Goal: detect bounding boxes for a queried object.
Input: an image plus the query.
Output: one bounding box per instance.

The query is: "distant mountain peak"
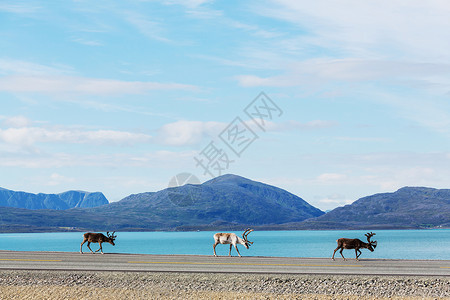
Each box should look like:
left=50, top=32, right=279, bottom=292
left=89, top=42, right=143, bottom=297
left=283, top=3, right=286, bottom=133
left=204, top=174, right=251, bottom=184
left=396, top=186, right=439, bottom=193
left=0, top=188, right=109, bottom=210
left=109, top=173, right=325, bottom=230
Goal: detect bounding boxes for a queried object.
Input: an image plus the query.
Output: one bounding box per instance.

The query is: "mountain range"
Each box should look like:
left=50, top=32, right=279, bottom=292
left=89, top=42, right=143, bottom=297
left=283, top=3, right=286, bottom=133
left=0, top=175, right=448, bottom=232
left=298, top=186, right=450, bottom=229
left=0, top=188, right=108, bottom=210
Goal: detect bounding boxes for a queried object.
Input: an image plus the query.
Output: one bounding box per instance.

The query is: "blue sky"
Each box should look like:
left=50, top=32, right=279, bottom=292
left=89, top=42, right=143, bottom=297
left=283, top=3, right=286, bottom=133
left=1, top=0, right=449, bottom=210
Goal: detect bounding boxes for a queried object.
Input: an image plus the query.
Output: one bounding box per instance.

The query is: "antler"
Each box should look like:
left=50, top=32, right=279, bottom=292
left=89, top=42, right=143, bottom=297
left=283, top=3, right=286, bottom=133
left=365, top=232, right=377, bottom=247
left=365, top=232, right=375, bottom=240
left=107, top=231, right=117, bottom=240
left=242, top=228, right=254, bottom=245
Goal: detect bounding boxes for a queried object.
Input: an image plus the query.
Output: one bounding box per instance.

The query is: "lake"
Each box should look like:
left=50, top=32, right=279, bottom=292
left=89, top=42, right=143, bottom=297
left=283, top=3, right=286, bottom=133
left=0, top=230, right=448, bottom=260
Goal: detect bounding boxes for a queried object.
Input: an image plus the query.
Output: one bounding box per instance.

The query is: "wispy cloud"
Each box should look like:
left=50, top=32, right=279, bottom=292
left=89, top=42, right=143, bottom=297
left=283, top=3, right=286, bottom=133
left=263, top=120, right=338, bottom=131
left=0, top=115, right=32, bottom=128
left=335, top=136, right=390, bottom=143
left=235, top=57, right=450, bottom=137
left=153, top=119, right=338, bottom=147
left=0, top=149, right=196, bottom=169
left=71, top=37, right=103, bottom=46
left=316, top=173, right=348, bottom=182
left=0, top=121, right=152, bottom=148
left=0, top=3, right=41, bottom=14
left=0, top=75, right=198, bottom=95
left=0, top=58, right=70, bottom=76
left=0, top=59, right=199, bottom=95
left=122, top=11, right=172, bottom=43
left=162, top=0, right=213, bottom=8
left=236, top=59, right=450, bottom=88
left=258, top=1, right=450, bottom=61
left=46, top=173, right=75, bottom=186
left=155, top=120, right=225, bottom=146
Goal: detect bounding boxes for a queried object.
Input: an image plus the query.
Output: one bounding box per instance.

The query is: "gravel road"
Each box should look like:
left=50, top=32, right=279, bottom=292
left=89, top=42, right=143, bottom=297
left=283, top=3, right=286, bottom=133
left=0, top=270, right=449, bottom=299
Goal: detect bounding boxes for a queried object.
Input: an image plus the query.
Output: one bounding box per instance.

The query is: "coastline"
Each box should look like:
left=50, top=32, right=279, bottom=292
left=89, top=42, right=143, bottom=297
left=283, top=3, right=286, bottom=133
left=1, top=270, right=449, bottom=299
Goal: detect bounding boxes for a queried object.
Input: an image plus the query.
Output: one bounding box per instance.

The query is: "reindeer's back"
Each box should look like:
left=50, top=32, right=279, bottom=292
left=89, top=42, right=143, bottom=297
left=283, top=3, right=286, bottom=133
left=338, top=238, right=364, bottom=248
left=214, top=233, right=235, bottom=243
left=83, top=232, right=105, bottom=242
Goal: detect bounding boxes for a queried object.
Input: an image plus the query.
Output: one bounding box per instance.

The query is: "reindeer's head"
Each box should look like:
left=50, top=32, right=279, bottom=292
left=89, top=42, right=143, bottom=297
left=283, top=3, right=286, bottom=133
left=365, top=232, right=377, bottom=252
left=242, top=228, right=254, bottom=249
left=106, top=231, right=117, bottom=246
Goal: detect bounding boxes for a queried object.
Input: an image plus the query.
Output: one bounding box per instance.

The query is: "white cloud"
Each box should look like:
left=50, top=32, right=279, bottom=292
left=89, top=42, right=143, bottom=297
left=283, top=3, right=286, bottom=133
left=0, top=58, right=69, bottom=76
left=0, top=75, right=198, bottom=95
left=162, top=0, right=212, bottom=8
left=260, top=1, right=450, bottom=61
left=47, top=173, right=75, bottom=186
left=317, top=195, right=353, bottom=208
left=316, top=173, right=347, bottom=182
left=71, top=37, right=103, bottom=46
left=0, top=126, right=151, bottom=147
left=156, top=120, right=225, bottom=146
left=236, top=59, right=450, bottom=88
left=236, top=58, right=450, bottom=137
left=0, top=3, right=40, bottom=14
left=154, top=119, right=337, bottom=147
left=0, top=149, right=196, bottom=169
left=122, top=11, right=172, bottom=43
left=162, top=0, right=221, bottom=19
left=0, top=59, right=199, bottom=96
left=1, top=115, right=32, bottom=128
left=233, top=2, right=450, bottom=139
left=266, top=120, right=338, bottom=131
left=335, top=136, right=390, bottom=143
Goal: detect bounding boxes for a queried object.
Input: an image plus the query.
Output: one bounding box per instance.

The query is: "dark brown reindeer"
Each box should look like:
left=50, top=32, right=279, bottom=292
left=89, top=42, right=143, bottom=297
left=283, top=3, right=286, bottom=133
left=80, top=231, right=117, bottom=254
left=332, top=232, right=377, bottom=261
left=213, top=228, right=254, bottom=257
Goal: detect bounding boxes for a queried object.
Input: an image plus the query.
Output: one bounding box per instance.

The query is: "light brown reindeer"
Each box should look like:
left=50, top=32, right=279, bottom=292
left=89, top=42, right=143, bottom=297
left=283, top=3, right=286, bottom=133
left=213, top=228, right=254, bottom=257
left=332, top=232, right=377, bottom=261
left=80, top=231, right=117, bottom=254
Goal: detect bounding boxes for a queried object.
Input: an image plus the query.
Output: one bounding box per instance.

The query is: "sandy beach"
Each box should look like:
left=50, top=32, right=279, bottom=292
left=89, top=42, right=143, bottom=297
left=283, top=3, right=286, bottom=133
left=0, top=270, right=449, bottom=299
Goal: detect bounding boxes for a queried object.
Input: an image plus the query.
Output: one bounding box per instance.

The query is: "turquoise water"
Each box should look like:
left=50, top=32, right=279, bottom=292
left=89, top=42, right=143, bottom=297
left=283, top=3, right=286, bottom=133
left=0, top=230, right=448, bottom=260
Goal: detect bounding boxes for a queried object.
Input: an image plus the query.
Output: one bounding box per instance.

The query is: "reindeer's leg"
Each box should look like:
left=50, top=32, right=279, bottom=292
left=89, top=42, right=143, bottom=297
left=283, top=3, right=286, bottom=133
left=234, top=245, right=242, bottom=257
left=80, top=239, right=87, bottom=254
left=95, top=242, right=104, bottom=254
left=87, top=242, right=94, bottom=254
left=332, top=247, right=340, bottom=260
left=339, top=248, right=346, bottom=261
left=356, top=249, right=362, bottom=260
left=213, top=242, right=219, bottom=257
left=229, top=244, right=233, bottom=256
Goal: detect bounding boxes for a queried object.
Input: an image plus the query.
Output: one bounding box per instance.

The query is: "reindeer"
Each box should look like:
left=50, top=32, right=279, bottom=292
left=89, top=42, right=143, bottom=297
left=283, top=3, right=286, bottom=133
left=332, top=232, right=377, bottom=261
left=213, top=228, right=254, bottom=257
left=80, top=231, right=117, bottom=254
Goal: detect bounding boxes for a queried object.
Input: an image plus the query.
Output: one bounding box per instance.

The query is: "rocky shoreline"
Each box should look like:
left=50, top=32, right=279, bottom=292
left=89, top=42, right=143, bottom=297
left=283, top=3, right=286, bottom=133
left=0, top=270, right=449, bottom=299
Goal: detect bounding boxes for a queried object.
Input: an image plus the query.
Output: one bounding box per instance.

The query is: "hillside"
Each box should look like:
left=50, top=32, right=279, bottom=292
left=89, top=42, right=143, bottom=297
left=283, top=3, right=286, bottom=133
left=106, top=174, right=325, bottom=229
left=298, top=187, right=450, bottom=229
left=0, top=174, right=324, bottom=232
left=0, top=188, right=108, bottom=210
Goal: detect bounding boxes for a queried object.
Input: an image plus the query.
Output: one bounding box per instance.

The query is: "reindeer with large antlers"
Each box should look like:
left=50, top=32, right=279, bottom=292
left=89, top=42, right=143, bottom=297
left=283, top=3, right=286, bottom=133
left=332, top=232, right=377, bottom=261
left=80, top=231, right=117, bottom=254
left=213, top=228, right=254, bottom=257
